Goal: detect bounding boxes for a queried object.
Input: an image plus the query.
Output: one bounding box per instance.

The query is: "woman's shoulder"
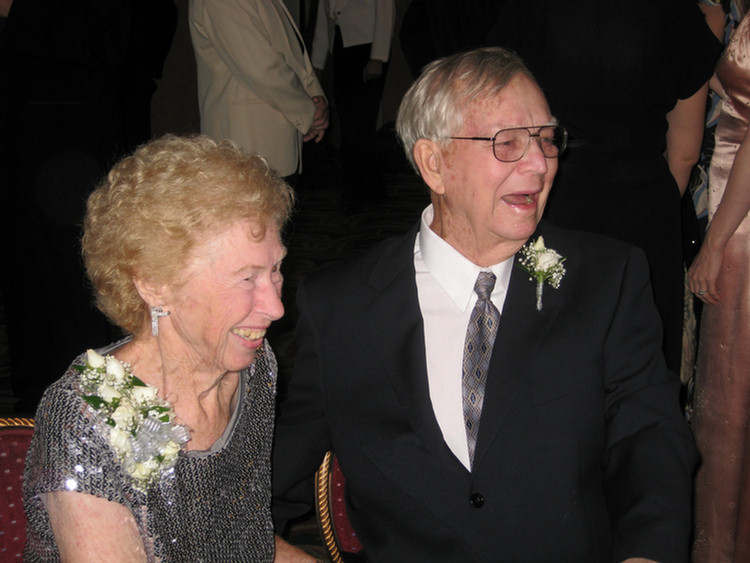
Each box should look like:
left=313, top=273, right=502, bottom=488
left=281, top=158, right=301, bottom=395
left=37, top=339, right=134, bottom=411
left=25, top=346, right=142, bottom=502
left=234, top=340, right=278, bottom=434
left=247, top=339, right=278, bottom=388
left=35, top=355, right=88, bottom=417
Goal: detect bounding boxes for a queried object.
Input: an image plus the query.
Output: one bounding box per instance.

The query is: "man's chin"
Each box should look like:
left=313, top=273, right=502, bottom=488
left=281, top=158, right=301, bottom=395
left=501, top=221, right=542, bottom=246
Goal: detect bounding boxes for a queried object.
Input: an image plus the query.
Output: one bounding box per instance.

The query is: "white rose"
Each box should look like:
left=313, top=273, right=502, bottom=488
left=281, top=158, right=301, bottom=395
left=106, top=356, right=126, bottom=382
left=109, top=427, right=132, bottom=453
left=532, top=236, right=546, bottom=251
left=97, top=384, right=121, bottom=403
left=111, top=401, right=137, bottom=428
left=146, top=458, right=160, bottom=472
left=130, top=462, right=153, bottom=481
left=162, top=440, right=181, bottom=461
left=86, top=349, right=106, bottom=368
left=536, top=249, right=561, bottom=271
left=131, top=385, right=159, bottom=404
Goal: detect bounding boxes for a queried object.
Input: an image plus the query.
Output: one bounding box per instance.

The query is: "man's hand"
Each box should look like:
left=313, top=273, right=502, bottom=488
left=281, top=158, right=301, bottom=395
left=622, top=558, right=659, bottom=563
left=363, top=59, right=383, bottom=81
left=303, top=96, right=329, bottom=143
left=274, top=536, right=319, bottom=562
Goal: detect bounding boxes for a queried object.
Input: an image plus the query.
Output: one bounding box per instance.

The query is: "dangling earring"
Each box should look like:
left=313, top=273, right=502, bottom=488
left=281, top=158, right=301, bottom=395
left=150, top=306, right=170, bottom=337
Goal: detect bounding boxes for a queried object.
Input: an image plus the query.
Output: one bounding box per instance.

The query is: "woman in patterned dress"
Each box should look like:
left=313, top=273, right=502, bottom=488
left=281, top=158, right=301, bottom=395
left=23, top=135, right=294, bottom=562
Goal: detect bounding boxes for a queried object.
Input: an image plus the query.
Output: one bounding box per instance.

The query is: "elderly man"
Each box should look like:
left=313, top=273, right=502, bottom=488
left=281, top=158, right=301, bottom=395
left=273, top=48, right=695, bottom=563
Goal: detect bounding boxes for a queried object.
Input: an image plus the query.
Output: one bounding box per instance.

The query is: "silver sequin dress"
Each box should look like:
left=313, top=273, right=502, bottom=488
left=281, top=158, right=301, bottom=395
left=23, top=340, right=278, bottom=562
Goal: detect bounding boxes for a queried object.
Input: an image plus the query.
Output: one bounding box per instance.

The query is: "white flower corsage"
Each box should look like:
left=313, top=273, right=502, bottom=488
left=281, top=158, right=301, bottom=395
left=518, top=236, right=566, bottom=311
left=75, top=349, right=190, bottom=489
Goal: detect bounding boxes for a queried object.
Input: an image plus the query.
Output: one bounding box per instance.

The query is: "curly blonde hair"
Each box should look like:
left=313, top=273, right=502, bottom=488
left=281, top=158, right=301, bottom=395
left=82, top=135, right=295, bottom=335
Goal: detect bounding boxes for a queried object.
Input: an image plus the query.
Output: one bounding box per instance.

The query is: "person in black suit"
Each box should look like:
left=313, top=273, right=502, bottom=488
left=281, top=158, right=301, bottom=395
left=272, top=48, right=696, bottom=563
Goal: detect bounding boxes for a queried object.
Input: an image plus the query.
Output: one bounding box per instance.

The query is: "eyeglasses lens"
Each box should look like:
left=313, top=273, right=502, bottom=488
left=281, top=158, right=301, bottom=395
left=493, top=126, right=566, bottom=162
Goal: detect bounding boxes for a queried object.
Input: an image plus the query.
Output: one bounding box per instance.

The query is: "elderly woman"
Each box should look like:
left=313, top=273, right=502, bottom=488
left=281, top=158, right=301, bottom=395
left=22, top=135, right=293, bottom=562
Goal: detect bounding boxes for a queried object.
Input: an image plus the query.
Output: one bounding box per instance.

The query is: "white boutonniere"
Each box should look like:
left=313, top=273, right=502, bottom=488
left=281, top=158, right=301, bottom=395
left=518, top=236, right=566, bottom=311
left=75, top=349, right=190, bottom=490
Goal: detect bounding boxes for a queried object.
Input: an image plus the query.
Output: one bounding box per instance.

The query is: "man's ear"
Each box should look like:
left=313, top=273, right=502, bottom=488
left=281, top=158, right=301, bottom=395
left=413, top=139, right=447, bottom=196
left=132, top=276, right=170, bottom=308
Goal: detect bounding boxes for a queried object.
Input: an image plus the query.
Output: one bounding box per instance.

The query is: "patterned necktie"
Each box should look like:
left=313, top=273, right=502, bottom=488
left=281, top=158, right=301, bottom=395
left=462, top=271, right=500, bottom=467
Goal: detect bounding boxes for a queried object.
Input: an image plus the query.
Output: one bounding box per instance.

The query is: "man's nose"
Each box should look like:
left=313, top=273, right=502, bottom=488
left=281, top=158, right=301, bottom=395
left=521, top=135, right=549, bottom=171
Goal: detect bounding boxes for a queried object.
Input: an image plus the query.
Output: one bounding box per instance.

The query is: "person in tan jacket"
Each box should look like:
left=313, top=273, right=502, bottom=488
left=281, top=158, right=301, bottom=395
left=189, top=0, right=328, bottom=181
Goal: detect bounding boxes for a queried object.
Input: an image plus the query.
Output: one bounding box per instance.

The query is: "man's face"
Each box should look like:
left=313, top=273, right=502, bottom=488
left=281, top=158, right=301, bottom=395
left=431, top=74, right=558, bottom=262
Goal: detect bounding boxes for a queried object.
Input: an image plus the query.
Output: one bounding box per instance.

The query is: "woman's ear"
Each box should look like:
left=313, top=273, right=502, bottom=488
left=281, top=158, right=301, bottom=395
left=413, top=139, right=447, bottom=196
left=132, top=277, right=170, bottom=308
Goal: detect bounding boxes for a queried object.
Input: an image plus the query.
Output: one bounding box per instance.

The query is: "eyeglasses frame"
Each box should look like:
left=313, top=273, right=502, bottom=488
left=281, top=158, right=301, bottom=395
left=445, top=125, right=568, bottom=163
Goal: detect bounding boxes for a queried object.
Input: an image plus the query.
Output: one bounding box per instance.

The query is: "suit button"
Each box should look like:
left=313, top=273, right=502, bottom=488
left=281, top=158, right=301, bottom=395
left=469, top=493, right=484, bottom=508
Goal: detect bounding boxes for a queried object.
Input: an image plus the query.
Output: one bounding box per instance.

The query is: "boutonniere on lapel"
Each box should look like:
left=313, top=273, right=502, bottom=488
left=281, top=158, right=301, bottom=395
left=518, top=236, right=566, bottom=311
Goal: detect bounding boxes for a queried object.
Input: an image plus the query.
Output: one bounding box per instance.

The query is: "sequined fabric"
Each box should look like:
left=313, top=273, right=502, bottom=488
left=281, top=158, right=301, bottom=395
left=692, top=12, right=750, bottom=562
left=23, top=341, right=278, bottom=562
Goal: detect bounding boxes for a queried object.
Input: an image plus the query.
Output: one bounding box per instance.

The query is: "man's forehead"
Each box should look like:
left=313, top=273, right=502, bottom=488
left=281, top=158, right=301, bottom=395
left=476, top=76, right=546, bottom=106
left=460, top=88, right=552, bottom=127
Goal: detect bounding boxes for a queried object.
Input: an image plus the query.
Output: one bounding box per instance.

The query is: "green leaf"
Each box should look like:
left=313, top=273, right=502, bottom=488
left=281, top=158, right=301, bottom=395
left=83, top=395, right=106, bottom=409
left=130, top=375, right=147, bottom=387
left=72, top=364, right=86, bottom=374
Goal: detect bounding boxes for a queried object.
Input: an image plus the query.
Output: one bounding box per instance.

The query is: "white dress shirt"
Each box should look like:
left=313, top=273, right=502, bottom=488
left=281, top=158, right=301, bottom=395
left=414, top=205, right=513, bottom=470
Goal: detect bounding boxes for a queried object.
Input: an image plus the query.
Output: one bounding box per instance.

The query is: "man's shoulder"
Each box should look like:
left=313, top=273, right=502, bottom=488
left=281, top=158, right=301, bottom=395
left=303, top=227, right=416, bottom=291
left=537, top=221, right=644, bottom=265
left=533, top=222, right=652, bottom=294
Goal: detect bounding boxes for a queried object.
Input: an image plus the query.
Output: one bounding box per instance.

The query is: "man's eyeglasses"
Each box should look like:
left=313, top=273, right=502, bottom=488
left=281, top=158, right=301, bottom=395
left=446, top=125, right=568, bottom=163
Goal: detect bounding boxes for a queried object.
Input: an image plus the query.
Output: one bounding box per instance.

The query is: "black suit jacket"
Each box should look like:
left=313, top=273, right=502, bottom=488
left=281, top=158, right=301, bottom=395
left=273, top=221, right=696, bottom=563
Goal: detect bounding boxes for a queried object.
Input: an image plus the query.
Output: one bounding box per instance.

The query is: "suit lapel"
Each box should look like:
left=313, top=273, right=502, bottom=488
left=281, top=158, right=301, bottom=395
left=266, top=0, right=308, bottom=63
left=364, top=227, right=468, bottom=473
left=472, top=237, right=563, bottom=470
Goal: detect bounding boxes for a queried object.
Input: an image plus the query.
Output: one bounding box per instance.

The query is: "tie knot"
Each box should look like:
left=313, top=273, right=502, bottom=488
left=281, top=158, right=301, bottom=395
left=474, top=271, right=496, bottom=301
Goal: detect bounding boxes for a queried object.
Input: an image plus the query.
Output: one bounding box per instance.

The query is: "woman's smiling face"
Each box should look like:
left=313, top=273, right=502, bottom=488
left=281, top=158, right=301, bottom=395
left=161, top=220, right=286, bottom=374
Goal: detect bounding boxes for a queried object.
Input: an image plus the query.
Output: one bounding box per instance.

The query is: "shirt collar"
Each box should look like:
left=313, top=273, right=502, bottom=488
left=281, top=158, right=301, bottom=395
left=418, top=205, right=514, bottom=312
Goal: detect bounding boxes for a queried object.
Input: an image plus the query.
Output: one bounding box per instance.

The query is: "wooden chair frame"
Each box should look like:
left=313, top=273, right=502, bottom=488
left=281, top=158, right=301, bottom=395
left=0, top=417, right=35, bottom=428
left=315, top=451, right=343, bottom=563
